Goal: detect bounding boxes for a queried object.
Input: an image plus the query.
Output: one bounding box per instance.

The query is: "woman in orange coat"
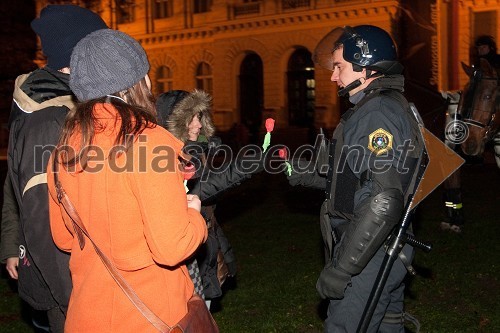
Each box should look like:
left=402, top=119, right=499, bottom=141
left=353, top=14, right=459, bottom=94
left=47, top=29, right=207, bottom=332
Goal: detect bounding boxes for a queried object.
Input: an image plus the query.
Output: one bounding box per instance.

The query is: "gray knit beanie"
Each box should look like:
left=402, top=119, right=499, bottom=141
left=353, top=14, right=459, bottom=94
left=70, top=29, right=150, bottom=102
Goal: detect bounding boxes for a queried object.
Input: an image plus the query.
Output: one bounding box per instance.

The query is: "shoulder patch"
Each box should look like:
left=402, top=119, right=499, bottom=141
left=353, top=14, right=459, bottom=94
left=368, top=128, right=393, bottom=155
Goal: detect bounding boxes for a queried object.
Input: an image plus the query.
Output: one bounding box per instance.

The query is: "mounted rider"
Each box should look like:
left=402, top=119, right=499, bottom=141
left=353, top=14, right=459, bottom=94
left=474, top=35, right=500, bottom=72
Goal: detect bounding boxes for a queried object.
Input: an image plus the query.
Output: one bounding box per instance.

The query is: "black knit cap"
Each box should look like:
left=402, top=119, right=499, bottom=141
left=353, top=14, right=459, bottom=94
left=31, top=4, right=108, bottom=70
left=156, top=90, right=189, bottom=128
left=475, top=35, right=496, bottom=49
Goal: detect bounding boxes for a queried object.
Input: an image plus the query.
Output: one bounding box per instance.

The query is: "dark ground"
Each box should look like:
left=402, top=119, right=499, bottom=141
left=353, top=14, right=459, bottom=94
left=0, top=148, right=499, bottom=332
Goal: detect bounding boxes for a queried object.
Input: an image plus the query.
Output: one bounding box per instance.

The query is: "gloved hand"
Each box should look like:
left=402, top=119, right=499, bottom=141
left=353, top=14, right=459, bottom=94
left=316, top=261, right=351, bottom=299
left=286, top=158, right=313, bottom=186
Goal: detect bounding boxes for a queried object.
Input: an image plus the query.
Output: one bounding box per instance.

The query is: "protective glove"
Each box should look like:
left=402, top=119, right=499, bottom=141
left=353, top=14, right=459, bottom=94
left=316, top=261, right=352, bottom=299
left=286, top=158, right=313, bottom=186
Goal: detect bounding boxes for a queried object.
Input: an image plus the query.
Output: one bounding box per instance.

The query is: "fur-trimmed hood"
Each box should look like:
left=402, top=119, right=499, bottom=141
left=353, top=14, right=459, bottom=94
left=156, top=89, right=215, bottom=143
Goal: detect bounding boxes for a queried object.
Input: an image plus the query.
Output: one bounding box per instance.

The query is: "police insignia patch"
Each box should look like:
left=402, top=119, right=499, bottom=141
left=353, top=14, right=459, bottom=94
left=368, top=128, right=393, bottom=155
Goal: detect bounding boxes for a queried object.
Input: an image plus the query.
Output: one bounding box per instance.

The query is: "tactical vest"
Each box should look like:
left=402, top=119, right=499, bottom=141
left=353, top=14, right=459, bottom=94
left=324, top=89, right=424, bottom=224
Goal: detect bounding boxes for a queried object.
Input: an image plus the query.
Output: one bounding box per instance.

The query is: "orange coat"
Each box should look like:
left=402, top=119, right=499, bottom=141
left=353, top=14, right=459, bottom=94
left=47, top=104, right=207, bottom=332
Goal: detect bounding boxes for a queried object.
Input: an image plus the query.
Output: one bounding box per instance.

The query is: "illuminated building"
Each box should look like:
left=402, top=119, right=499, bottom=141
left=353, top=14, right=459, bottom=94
left=32, top=0, right=500, bottom=135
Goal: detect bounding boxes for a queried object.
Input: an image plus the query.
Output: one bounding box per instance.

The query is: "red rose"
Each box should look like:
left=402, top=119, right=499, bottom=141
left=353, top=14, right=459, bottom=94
left=278, top=148, right=288, bottom=160
left=265, top=118, right=275, bottom=132
left=183, top=163, right=196, bottom=180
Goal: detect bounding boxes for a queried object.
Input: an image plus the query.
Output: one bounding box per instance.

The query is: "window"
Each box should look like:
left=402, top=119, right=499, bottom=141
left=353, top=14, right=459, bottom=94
left=155, top=66, right=173, bottom=96
left=194, top=0, right=212, bottom=13
left=287, top=48, right=315, bottom=127
left=195, top=62, right=213, bottom=95
left=154, top=0, right=173, bottom=19
left=282, top=0, right=310, bottom=10
left=117, top=0, right=135, bottom=24
left=239, top=53, right=263, bottom=137
left=234, top=0, right=260, bottom=17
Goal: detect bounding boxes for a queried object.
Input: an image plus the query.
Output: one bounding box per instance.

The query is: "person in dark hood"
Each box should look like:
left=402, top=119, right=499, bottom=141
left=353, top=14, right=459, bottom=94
left=474, top=35, right=500, bottom=70
left=2, top=5, right=108, bottom=332
left=156, top=89, right=262, bottom=309
left=287, top=25, right=425, bottom=332
left=158, top=89, right=216, bottom=143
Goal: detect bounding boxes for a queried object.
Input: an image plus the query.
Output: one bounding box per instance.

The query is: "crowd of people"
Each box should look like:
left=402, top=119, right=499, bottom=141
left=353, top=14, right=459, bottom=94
left=2, top=4, right=493, bottom=333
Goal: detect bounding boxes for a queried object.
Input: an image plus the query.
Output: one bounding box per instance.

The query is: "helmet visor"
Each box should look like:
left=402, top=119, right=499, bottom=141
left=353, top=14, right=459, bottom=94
left=313, top=26, right=355, bottom=71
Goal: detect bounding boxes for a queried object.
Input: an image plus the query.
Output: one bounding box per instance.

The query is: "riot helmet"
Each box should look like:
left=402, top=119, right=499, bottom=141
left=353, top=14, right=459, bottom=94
left=313, top=25, right=403, bottom=75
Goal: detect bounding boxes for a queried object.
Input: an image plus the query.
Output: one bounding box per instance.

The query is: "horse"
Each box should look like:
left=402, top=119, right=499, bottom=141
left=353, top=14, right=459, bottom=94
left=438, top=58, right=500, bottom=233
left=458, top=58, right=500, bottom=167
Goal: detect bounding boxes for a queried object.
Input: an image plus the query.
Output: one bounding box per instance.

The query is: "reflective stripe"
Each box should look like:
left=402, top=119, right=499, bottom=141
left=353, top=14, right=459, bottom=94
left=22, top=173, right=47, bottom=197
left=382, top=312, right=404, bottom=324
left=445, top=201, right=463, bottom=209
left=383, top=312, right=421, bottom=333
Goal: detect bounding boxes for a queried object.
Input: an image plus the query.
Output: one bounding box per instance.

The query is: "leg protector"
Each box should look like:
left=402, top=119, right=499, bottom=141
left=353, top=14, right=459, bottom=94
left=444, top=188, right=464, bottom=227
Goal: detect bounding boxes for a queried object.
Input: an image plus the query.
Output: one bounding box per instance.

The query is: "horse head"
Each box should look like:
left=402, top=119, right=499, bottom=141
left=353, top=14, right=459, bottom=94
left=459, top=58, right=500, bottom=156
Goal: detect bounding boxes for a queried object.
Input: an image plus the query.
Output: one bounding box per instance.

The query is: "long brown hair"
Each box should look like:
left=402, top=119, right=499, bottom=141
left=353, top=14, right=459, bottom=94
left=57, top=77, right=157, bottom=168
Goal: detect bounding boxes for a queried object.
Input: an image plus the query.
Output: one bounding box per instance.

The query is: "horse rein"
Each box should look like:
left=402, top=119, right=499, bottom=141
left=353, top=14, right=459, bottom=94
left=462, top=69, right=499, bottom=134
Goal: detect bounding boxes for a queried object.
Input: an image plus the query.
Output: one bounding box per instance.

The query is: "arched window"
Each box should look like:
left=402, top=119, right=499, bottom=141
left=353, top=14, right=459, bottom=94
left=195, top=62, right=213, bottom=95
left=239, top=53, right=263, bottom=143
left=155, top=65, right=173, bottom=96
left=287, top=48, right=315, bottom=127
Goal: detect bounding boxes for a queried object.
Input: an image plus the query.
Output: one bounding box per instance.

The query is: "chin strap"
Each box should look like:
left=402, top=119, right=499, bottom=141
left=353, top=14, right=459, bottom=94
left=337, top=78, right=364, bottom=97
left=338, top=72, right=384, bottom=97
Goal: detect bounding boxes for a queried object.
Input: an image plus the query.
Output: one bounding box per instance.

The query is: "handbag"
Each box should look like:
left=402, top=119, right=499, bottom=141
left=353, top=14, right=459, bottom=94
left=204, top=207, right=230, bottom=287
left=216, top=249, right=229, bottom=286
left=53, top=166, right=219, bottom=333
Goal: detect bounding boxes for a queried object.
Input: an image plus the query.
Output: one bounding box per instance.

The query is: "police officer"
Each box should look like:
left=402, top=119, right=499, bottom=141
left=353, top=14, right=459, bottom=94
left=288, top=25, right=424, bottom=332
left=474, top=35, right=500, bottom=69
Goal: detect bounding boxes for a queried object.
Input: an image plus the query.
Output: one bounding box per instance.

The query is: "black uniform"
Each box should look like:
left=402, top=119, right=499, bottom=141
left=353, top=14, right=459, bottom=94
left=289, top=74, right=424, bottom=332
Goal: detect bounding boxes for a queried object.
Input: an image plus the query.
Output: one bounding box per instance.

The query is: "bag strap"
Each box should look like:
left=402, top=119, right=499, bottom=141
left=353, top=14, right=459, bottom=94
left=52, top=156, right=171, bottom=333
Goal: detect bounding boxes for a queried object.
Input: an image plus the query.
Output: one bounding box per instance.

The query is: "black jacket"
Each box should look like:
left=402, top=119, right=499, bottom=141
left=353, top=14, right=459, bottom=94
left=185, top=139, right=254, bottom=204
left=184, top=140, right=240, bottom=299
left=290, top=75, right=422, bottom=208
left=7, top=67, right=72, bottom=311
left=0, top=176, right=19, bottom=263
left=158, top=89, right=245, bottom=299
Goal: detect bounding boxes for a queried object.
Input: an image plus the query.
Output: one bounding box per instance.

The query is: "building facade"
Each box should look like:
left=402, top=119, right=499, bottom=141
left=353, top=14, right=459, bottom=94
left=31, top=0, right=500, bottom=137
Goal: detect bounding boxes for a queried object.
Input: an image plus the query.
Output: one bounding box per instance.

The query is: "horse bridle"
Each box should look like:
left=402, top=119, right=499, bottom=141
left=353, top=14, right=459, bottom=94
left=461, top=69, right=499, bottom=135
